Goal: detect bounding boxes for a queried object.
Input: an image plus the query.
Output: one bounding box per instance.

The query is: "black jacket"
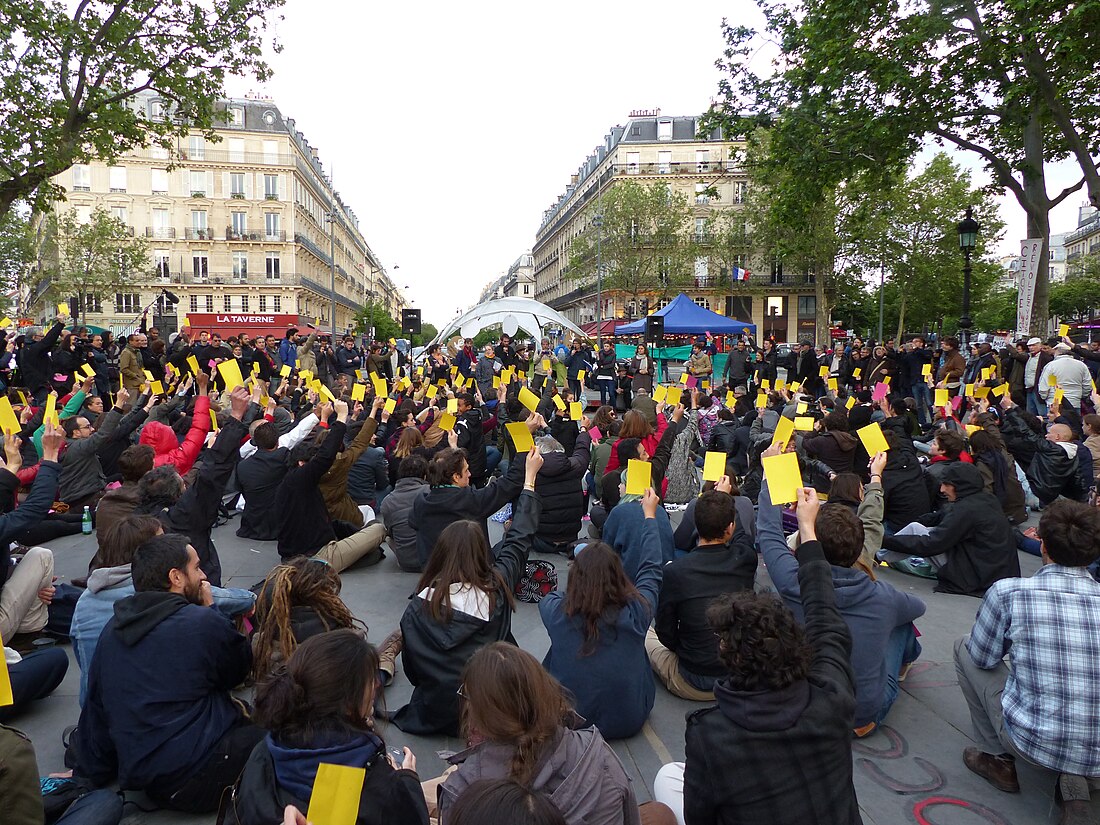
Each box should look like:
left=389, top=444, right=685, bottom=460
left=683, top=540, right=860, bottom=825
left=0, top=461, right=61, bottom=589
left=394, top=491, right=538, bottom=736
left=454, top=407, right=487, bottom=480
left=236, top=447, right=290, bottom=540
left=76, top=592, right=251, bottom=791
left=655, top=535, right=757, bottom=678
left=1001, top=407, right=1087, bottom=505
left=19, top=321, right=64, bottom=392
left=880, top=440, right=931, bottom=530
left=881, top=462, right=1021, bottom=596
left=275, top=420, right=345, bottom=558
left=96, top=404, right=150, bottom=478
left=348, top=447, right=388, bottom=505
left=534, top=431, right=592, bottom=544
left=801, top=430, right=859, bottom=474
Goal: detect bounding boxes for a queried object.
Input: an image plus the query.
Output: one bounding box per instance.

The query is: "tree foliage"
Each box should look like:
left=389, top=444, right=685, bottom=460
left=567, top=181, right=699, bottom=304
left=0, top=210, right=33, bottom=302
left=352, top=299, right=400, bottom=342
left=0, top=0, right=285, bottom=218
left=1049, top=262, right=1100, bottom=320
left=47, top=208, right=153, bottom=326
left=701, top=0, right=1100, bottom=334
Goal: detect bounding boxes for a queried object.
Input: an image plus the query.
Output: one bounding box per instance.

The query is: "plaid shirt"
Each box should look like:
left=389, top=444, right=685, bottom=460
left=968, top=564, right=1100, bottom=775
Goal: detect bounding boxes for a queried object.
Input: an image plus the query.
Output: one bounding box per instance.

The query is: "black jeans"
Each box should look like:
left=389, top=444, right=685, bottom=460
left=147, top=720, right=265, bottom=814
left=0, top=648, right=69, bottom=722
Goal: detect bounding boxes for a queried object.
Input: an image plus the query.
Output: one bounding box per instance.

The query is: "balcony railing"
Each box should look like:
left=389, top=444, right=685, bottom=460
left=162, top=148, right=294, bottom=166
left=226, top=228, right=286, bottom=242
left=184, top=228, right=216, bottom=240
left=1065, top=217, right=1100, bottom=246
left=615, top=160, right=743, bottom=177
left=145, top=227, right=176, bottom=239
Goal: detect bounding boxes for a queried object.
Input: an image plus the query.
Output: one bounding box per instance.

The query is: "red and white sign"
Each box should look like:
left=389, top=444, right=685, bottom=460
left=182, top=313, right=306, bottom=337
left=1016, top=238, right=1043, bottom=336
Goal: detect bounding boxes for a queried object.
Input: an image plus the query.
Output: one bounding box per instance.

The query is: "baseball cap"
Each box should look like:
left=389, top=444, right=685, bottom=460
left=1026, top=337, right=1042, bottom=346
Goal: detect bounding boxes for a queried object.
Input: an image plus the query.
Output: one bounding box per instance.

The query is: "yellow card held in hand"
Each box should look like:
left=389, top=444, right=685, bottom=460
left=351, top=383, right=365, bottom=401
left=652, top=385, right=667, bottom=404
left=934, top=388, right=949, bottom=408
left=772, top=416, right=795, bottom=449
left=318, top=384, right=336, bottom=403
left=853, top=368, right=862, bottom=379
left=80, top=363, right=95, bottom=378
left=991, top=383, right=1009, bottom=397
left=373, top=377, right=388, bottom=398
left=426, top=384, right=438, bottom=399
left=981, top=367, right=991, bottom=381
left=570, top=401, right=583, bottom=420
left=506, top=421, right=534, bottom=453
left=975, top=386, right=990, bottom=398
left=789, top=381, right=801, bottom=393
left=756, top=392, right=768, bottom=409
left=577, top=369, right=586, bottom=383
left=794, top=416, right=815, bottom=431
left=856, top=422, right=890, bottom=454
left=44, top=394, right=58, bottom=426
left=57, top=302, right=69, bottom=316
left=0, top=631, right=13, bottom=706
left=703, top=451, right=726, bottom=482
left=552, top=394, right=566, bottom=411
left=1059, top=323, right=1070, bottom=338
left=965, top=383, right=975, bottom=398
left=922, top=363, right=932, bottom=377
left=796, top=401, right=808, bottom=414
left=186, top=355, right=201, bottom=375
left=542, top=359, right=551, bottom=372
left=762, top=452, right=803, bottom=504
left=308, top=762, right=365, bottom=825
left=518, top=386, right=540, bottom=413
left=447, top=398, right=458, bottom=414
left=217, top=359, right=245, bottom=390
left=149, top=380, right=164, bottom=396
left=210, top=410, right=219, bottom=431
left=0, top=317, right=11, bottom=329
left=143, top=369, right=154, bottom=382
left=845, top=395, right=856, bottom=410
left=626, top=459, right=650, bottom=495
left=492, top=376, right=501, bottom=389
left=0, top=398, right=20, bottom=436
left=827, top=377, right=838, bottom=391
left=1054, top=388, right=1065, bottom=405
left=819, top=365, right=830, bottom=378
left=383, top=398, right=397, bottom=414
left=761, top=379, right=770, bottom=390
left=438, top=412, right=456, bottom=431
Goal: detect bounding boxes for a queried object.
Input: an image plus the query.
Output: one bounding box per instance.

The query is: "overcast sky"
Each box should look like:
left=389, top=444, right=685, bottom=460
left=227, top=0, right=1088, bottom=327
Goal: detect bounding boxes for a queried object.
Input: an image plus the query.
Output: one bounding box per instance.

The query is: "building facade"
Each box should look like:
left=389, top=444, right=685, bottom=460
left=503, top=252, right=534, bottom=298
left=1065, top=205, right=1100, bottom=276
left=40, top=93, right=403, bottom=337
left=531, top=111, right=820, bottom=342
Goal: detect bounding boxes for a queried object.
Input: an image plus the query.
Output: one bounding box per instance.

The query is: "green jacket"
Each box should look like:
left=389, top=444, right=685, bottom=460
left=0, top=724, right=44, bottom=825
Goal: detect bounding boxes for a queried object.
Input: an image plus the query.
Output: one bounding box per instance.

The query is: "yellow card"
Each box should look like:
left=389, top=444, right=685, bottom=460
left=975, top=386, right=990, bottom=398
left=217, top=359, right=245, bottom=390
left=500, top=369, right=513, bottom=385
left=819, top=365, right=829, bottom=378
left=965, top=383, right=975, bottom=397
left=756, top=392, right=767, bottom=409
left=505, top=421, right=534, bottom=453
left=772, top=415, right=795, bottom=448
left=300, top=370, right=313, bottom=383
left=0, top=317, right=10, bottom=329
left=626, top=459, right=650, bottom=495
left=0, top=631, right=13, bottom=706
left=762, top=452, right=803, bottom=504
left=149, top=380, right=164, bottom=396
left=318, top=384, right=336, bottom=403
left=703, top=451, right=726, bottom=482
left=251, top=361, right=260, bottom=375
left=794, top=416, right=815, bottom=431
left=789, top=382, right=802, bottom=395
left=922, top=363, right=932, bottom=377
left=518, top=386, right=540, bottom=413
left=1054, top=388, right=1064, bottom=405
left=277, top=364, right=291, bottom=378
left=827, top=377, right=838, bottom=391
left=725, top=391, right=735, bottom=408
left=570, top=401, right=583, bottom=420
left=389, top=337, right=397, bottom=347
left=260, top=396, right=270, bottom=407
left=680, top=371, right=690, bottom=386
left=761, top=379, right=771, bottom=390
left=0, top=398, right=21, bottom=436
left=856, top=422, right=890, bottom=454
left=210, top=409, right=219, bottom=431
left=308, top=762, right=366, bottom=825
left=1047, top=373, right=1059, bottom=387
left=934, top=388, right=949, bottom=408
left=1059, top=324, right=1070, bottom=338
left=143, top=369, right=154, bottom=382
left=701, top=380, right=710, bottom=390
left=57, top=302, right=69, bottom=316
left=577, top=369, right=586, bottom=383
left=44, top=394, right=59, bottom=426
left=991, top=383, right=1009, bottom=397
left=426, top=384, right=438, bottom=399
left=383, top=398, right=397, bottom=414
left=775, top=379, right=786, bottom=391
left=965, top=424, right=982, bottom=436
left=845, top=396, right=856, bottom=410
left=373, top=376, right=388, bottom=398
left=438, top=412, right=456, bottom=431
left=652, top=385, right=667, bottom=404
left=853, top=368, right=862, bottom=379
left=186, top=355, right=202, bottom=376
left=492, top=376, right=500, bottom=389
left=466, top=377, right=475, bottom=389
left=542, top=359, right=551, bottom=372
left=796, top=401, right=808, bottom=414
left=351, top=383, right=365, bottom=401
left=437, top=378, right=448, bottom=387
left=552, top=394, right=566, bottom=411
left=447, top=398, right=458, bottom=413
left=981, top=367, right=991, bottom=381
left=78, top=363, right=95, bottom=379
left=450, top=366, right=458, bottom=377
left=18, top=390, right=29, bottom=406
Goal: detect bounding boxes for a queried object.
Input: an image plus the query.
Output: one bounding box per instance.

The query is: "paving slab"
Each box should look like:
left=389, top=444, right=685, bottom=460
left=12, top=508, right=1096, bottom=824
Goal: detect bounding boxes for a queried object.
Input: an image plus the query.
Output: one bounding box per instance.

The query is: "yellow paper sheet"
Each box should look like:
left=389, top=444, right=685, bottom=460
left=725, top=391, right=735, bottom=408
left=351, top=383, right=365, bottom=401
left=185, top=355, right=200, bottom=376
left=922, top=363, right=932, bottom=377
left=210, top=410, right=219, bottom=431
left=762, top=452, right=803, bottom=505
left=505, top=421, right=535, bottom=453
left=964, top=383, right=975, bottom=397
left=217, top=359, right=245, bottom=390
left=756, top=392, right=767, bottom=409
left=981, top=367, right=991, bottom=381
left=373, top=377, right=388, bottom=398
left=974, top=386, right=990, bottom=398
left=794, top=416, right=815, bottom=431
left=57, top=302, right=69, bottom=316
left=251, top=361, right=260, bottom=375
left=0, top=631, right=13, bottom=706
left=819, top=365, right=829, bottom=378
left=1054, top=388, right=1064, bottom=405
left=492, top=376, right=501, bottom=389
left=1059, top=323, right=1070, bottom=338
left=856, top=422, right=890, bottom=454
left=853, top=368, right=862, bottom=379
left=570, top=401, right=583, bottom=420
left=426, top=385, right=438, bottom=399
left=775, top=379, right=786, bottom=391
left=447, top=398, right=458, bottom=414
left=761, top=379, right=770, bottom=390
left=308, top=762, right=366, bottom=825
left=149, top=380, right=164, bottom=396
left=318, top=384, right=336, bottom=403
left=991, top=383, right=1009, bottom=397
left=827, top=377, right=838, bottom=391
left=0, top=398, right=21, bottom=436
left=652, top=385, right=667, bottom=404
left=438, top=412, right=456, bottom=431
left=577, top=369, right=586, bottom=384
left=383, top=398, right=397, bottom=414
left=934, top=389, right=949, bottom=408
left=965, top=424, right=982, bottom=436
left=680, top=372, right=690, bottom=386
left=772, top=415, right=795, bottom=448
left=44, top=394, right=58, bottom=426
left=796, top=401, right=808, bottom=414
left=542, top=359, right=551, bottom=372
left=0, top=317, right=11, bottom=329
left=626, top=459, right=650, bottom=495
left=79, top=363, right=95, bottom=378
left=143, top=369, right=154, bottom=382
left=552, top=394, right=566, bottom=411
left=518, top=386, right=540, bottom=413
left=703, top=451, right=726, bottom=482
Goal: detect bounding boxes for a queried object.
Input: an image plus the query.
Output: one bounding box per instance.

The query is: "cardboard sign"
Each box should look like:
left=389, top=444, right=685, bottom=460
left=505, top=421, right=534, bottom=453
left=856, top=422, right=890, bottom=454
left=762, top=452, right=803, bottom=505
left=308, top=762, right=366, bottom=825
left=702, top=451, right=726, bottom=482
left=626, top=459, right=650, bottom=495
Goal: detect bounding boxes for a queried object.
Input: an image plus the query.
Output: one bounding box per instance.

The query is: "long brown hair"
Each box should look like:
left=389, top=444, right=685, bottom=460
left=89, top=514, right=163, bottom=572
left=252, top=557, right=362, bottom=678
left=461, top=643, right=572, bottom=784
left=394, top=426, right=424, bottom=459
left=563, top=542, right=644, bottom=655
left=415, top=520, right=514, bottom=622
left=618, top=409, right=651, bottom=439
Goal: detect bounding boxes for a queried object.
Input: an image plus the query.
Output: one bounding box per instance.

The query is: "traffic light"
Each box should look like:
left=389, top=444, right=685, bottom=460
left=641, top=298, right=650, bottom=315
left=401, top=308, right=421, bottom=335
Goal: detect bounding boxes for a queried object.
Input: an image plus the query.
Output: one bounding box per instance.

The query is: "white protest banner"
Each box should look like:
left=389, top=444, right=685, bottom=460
left=1016, top=238, right=1043, bottom=336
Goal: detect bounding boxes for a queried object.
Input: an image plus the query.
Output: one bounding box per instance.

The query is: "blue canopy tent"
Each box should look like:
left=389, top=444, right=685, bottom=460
left=617, top=292, right=756, bottom=336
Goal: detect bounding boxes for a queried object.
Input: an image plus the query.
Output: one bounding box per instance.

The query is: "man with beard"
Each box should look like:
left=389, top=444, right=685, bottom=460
left=74, top=533, right=259, bottom=813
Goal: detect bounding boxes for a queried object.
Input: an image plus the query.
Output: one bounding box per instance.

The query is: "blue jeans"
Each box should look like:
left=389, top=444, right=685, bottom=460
left=598, top=377, right=614, bottom=406
left=877, top=623, right=922, bottom=724
left=211, top=586, right=256, bottom=617
left=56, top=789, right=123, bottom=825
left=911, top=383, right=931, bottom=426
left=1027, top=390, right=1047, bottom=417
left=485, top=445, right=502, bottom=476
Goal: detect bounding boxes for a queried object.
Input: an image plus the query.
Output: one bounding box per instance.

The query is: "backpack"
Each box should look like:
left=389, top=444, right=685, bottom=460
left=664, top=415, right=702, bottom=505
left=514, top=560, right=558, bottom=603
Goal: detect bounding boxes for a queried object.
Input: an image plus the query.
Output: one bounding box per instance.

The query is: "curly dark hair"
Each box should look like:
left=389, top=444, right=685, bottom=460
left=707, top=591, right=812, bottom=691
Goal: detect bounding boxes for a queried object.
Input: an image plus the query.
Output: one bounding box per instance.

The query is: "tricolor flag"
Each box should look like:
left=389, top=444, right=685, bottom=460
left=731, top=266, right=751, bottom=282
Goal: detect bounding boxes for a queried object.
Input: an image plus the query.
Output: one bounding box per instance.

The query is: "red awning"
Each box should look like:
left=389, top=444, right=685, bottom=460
left=580, top=319, right=626, bottom=336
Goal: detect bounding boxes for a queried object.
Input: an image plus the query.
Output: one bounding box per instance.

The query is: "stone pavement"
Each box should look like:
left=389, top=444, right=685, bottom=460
left=15, top=509, right=1096, bottom=825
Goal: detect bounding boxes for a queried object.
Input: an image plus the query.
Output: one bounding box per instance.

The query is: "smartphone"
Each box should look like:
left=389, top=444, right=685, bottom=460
left=389, top=747, right=405, bottom=765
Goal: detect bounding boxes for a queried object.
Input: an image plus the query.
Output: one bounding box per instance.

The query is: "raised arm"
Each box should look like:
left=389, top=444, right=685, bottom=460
left=492, top=449, right=543, bottom=587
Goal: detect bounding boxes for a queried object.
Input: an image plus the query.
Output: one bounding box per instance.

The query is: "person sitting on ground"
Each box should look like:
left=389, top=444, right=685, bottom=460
left=320, top=396, right=385, bottom=528
left=93, top=444, right=154, bottom=540
left=969, top=428, right=1028, bottom=524
left=529, top=427, right=592, bottom=555
left=539, top=487, right=662, bottom=740
left=647, top=484, right=757, bottom=703
left=387, top=448, right=543, bottom=737
left=879, top=462, right=1021, bottom=595
left=380, top=455, right=430, bottom=573
left=56, top=387, right=126, bottom=511
left=448, top=779, right=567, bottom=825
left=923, top=428, right=972, bottom=508
left=759, top=447, right=925, bottom=737
left=275, top=400, right=386, bottom=572
left=75, top=533, right=262, bottom=813
left=801, top=410, right=859, bottom=475
left=137, top=371, right=211, bottom=473
left=236, top=416, right=311, bottom=542
left=232, top=629, right=429, bottom=825
left=673, top=476, right=756, bottom=551
left=652, top=486, right=861, bottom=825
left=435, top=643, right=642, bottom=825
left=999, top=393, right=1088, bottom=505
left=954, top=500, right=1100, bottom=825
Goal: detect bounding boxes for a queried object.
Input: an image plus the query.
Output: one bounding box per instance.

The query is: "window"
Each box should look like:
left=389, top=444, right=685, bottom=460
left=657, top=151, right=672, bottom=174
left=71, top=294, right=102, bottom=314
left=657, top=119, right=673, bottom=141
left=189, top=171, right=206, bottom=197
left=273, top=296, right=281, bottom=312
left=264, top=212, right=280, bottom=238
left=150, top=144, right=169, bottom=160
left=265, top=253, right=280, bottom=280
left=626, top=152, right=640, bottom=175
left=229, top=106, right=244, bottom=126
left=224, top=295, right=233, bottom=312
left=148, top=99, right=165, bottom=120
left=258, top=295, right=268, bottom=312
left=695, top=184, right=709, bottom=205
left=190, top=295, right=199, bottom=312
left=155, top=252, right=170, bottom=281
left=192, top=254, right=209, bottom=282
left=696, top=149, right=709, bottom=171
left=231, top=211, right=247, bottom=235
left=798, top=296, right=817, bottom=317
left=109, top=206, right=128, bottom=225
left=693, top=296, right=710, bottom=310
left=204, top=295, right=214, bottom=312
left=108, top=166, right=127, bottom=192
left=733, top=181, right=746, bottom=204
left=73, top=165, right=91, bottom=191
left=263, top=140, right=279, bottom=163
left=232, top=251, right=248, bottom=280
left=115, top=293, right=140, bottom=313
left=188, top=136, right=205, bottom=160
left=151, top=168, right=168, bottom=194
left=694, top=217, right=707, bottom=239
left=264, top=174, right=279, bottom=199
left=151, top=208, right=169, bottom=235
left=241, top=295, right=249, bottom=311
left=191, top=210, right=207, bottom=231
left=523, top=283, right=530, bottom=295
left=230, top=173, right=246, bottom=197
left=770, top=257, right=784, bottom=285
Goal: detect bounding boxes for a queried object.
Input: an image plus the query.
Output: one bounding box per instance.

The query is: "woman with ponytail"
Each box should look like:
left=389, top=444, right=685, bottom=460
left=231, top=629, right=428, bottom=825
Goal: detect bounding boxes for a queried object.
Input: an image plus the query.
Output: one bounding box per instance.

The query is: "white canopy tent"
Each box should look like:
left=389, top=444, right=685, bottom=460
left=429, top=297, right=587, bottom=348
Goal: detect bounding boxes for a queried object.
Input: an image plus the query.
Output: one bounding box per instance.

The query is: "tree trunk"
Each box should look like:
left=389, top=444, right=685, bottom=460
left=815, top=260, right=830, bottom=346
left=1022, top=103, right=1052, bottom=337
left=895, top=287, right=907, bottom=343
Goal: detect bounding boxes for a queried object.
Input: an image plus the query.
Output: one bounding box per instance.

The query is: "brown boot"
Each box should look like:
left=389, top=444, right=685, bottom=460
left=963, top=747, right=1020, bottom=793
left=377, top=629, right=403, bottom=685
left=1056, top=774, right=1096, bottom=825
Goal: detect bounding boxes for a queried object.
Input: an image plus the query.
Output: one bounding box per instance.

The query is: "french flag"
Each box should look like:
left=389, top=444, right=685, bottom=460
left=731, top=266, right=751, bottom=282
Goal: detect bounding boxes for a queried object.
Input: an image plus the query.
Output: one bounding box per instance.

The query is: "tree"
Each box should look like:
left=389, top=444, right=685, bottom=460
left=0, top=210, right=33, bottom=307
left=0, top=0, right=284, bottom=218
left=411, top=323, right=438, bottom=347
left=1049, top=268, right=1100, bottom=321
left=972, top=287, right=1020, bottom=332
left=703, top=0, right=1100, bottom=334
left=47, top=208, right=153, bottom=327
left=567, top=181, right=698, bottom=307
left=352, top=299, right=399, bottom=342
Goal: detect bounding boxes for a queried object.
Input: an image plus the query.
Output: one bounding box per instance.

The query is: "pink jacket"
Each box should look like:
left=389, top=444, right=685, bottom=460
left=139, top=395, right=211, bottom=474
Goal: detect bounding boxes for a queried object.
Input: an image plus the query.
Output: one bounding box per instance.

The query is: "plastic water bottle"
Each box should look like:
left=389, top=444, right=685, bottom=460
left=81, top=506, right=92, bottom=535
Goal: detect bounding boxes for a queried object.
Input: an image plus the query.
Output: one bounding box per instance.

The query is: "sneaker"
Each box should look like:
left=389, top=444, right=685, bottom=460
left=377, top=629, right=403, bottom=683
left=853, top=722, right=877, bottom=738
left=963, top=747, right=1020, bottom=793
left=898, top=661, right=915, bottom=682
left=886, top=557, right=938, bottom=579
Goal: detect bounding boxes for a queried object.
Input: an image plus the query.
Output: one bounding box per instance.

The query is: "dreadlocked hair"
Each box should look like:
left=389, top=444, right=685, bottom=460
left=251, top=556, right=364, bottom=679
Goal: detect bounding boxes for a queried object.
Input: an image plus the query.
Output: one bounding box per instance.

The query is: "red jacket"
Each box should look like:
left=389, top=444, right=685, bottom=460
left=603, top=413, right=669, bottom=474
left=139, top=395, right=211, bottom=474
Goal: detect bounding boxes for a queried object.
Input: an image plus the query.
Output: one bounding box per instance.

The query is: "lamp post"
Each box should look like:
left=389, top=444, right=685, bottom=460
left=324, top=201, right=338, bottom=340
left=956, top=206, right=980, bottom=349
left=594, top=212, right=604, bottom=349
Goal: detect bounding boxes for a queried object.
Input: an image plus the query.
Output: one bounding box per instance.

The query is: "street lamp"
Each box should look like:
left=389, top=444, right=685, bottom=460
left=956, top=206, right=980, bottom=348
left=324, top=204, right=338, bottom=340
left=593, top=213, right=603, bottom=348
